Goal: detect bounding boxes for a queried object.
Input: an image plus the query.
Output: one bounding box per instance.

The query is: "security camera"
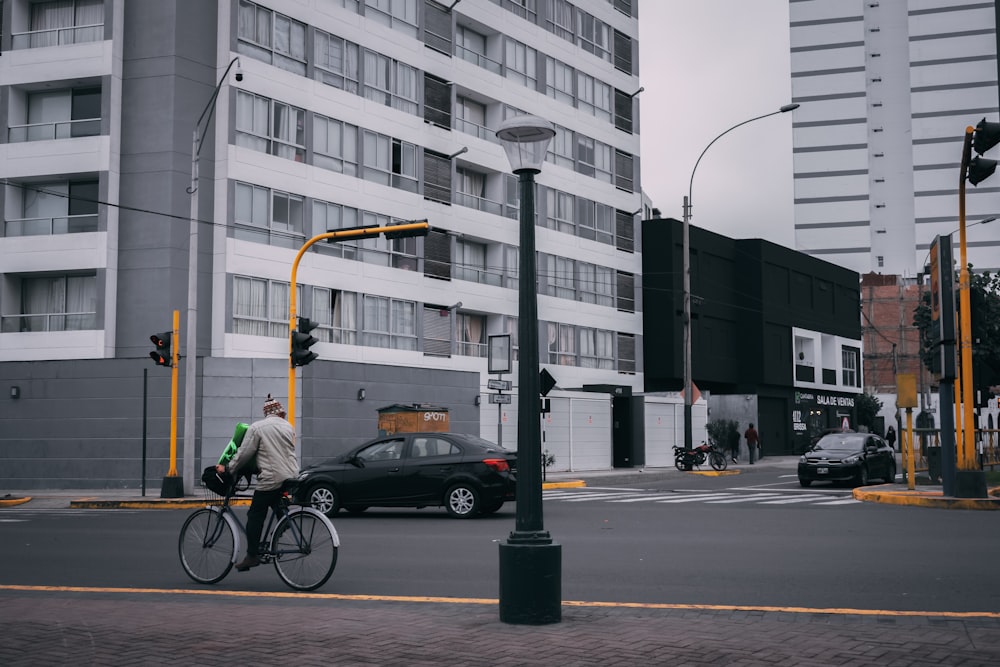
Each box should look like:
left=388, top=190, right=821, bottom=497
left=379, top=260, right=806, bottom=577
left=235, top=67, right=243, bottom=82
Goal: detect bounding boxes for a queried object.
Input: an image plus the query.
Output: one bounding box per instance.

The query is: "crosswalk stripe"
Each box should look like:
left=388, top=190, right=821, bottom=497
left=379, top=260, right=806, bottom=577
left=757, top=496, right=830, bottom=505
left=607, top=495, right=678, bottom=503
left=704, top=493, right=787, bottom=504
left=813, top=498, right=860, bottom=505
left=558, top=492, right=649, bottom=502
left=655, top=494, right=736, bottom=503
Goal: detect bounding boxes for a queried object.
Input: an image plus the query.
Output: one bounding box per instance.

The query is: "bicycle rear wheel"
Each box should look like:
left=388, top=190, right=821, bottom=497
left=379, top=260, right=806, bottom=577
left=271, top=509, right=338, bottom=591
left=178, top=508, right=236, bottom=584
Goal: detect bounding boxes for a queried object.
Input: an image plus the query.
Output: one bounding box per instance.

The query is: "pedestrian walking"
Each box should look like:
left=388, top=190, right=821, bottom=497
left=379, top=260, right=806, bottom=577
left=744, top=423, right=760, bottom=464
left=729, top=429, right=740, bottom=464
left=885, top=425, right=897, bottom=451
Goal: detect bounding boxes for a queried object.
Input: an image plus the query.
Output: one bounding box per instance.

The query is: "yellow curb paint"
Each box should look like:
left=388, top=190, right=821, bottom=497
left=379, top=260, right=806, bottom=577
left=0, top=497, right=31, bottom=507
left=686, top=470, right=740, bottom=477
left=1, top=584, right=998, bottom=619
left=543, top=481, right=586, bottom=489
left=69, top=498, right=252, bottom=510
left=853, top=486, right=1000, bottom=510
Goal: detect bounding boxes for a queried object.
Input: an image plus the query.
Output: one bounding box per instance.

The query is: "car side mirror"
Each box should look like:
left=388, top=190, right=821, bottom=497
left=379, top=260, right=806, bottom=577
left=350, top=455, right=366, bottom=468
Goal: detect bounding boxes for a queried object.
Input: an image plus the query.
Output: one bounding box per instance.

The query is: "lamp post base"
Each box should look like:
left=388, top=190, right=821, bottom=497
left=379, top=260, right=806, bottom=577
left=498, top=541, right=562, bottom=625
left=160, top=475, right=184, bottom=499
left=954, top=470, right=987, bottom=498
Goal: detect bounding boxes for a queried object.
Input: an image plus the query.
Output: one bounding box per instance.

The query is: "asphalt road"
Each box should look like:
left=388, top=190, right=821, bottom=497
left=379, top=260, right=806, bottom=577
left=2, top=468, right=998, bottom=614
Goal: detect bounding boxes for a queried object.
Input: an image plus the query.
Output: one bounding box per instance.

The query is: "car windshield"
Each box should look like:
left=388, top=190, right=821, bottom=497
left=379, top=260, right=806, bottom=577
left=812, top=434, right=866, bottom=451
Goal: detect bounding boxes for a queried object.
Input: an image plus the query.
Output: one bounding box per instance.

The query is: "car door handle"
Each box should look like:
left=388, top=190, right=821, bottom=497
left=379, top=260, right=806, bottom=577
left=388, top=467, right=401, bottom=473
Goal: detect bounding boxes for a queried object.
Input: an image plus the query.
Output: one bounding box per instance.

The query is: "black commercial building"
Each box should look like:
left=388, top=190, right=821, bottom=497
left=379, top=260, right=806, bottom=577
left=642, top=218, right=863, bottom=454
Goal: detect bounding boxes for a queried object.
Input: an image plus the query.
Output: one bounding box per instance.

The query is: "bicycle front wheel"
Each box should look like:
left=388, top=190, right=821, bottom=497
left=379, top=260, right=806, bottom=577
left=178, top=508, right=236, bottom=584
left=709, top=451, right=727, bottom=471
left=272, top=509, right=339, bottom=591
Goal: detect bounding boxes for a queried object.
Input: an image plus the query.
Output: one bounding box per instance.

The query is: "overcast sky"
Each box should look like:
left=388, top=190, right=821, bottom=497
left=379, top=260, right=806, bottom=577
left=638, top=1, right=796, bottom=247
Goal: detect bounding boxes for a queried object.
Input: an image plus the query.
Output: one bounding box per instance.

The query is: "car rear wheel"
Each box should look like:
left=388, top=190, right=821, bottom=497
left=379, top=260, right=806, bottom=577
left=884, top=460, right=896, bottom=484
left=445, top=483, right=480, bottom=518
left=308, top=483, right=340, bottom=517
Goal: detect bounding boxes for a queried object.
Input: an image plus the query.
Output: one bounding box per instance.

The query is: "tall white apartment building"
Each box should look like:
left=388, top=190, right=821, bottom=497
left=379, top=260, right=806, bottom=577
left=0, top=0, right=642, bottom=488
left=790, top=0, right=1000, bottom=276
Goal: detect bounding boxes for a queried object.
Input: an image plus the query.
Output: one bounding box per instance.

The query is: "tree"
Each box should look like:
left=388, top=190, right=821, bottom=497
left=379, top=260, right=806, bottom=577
left=913, top=267, right=1000, bottom=393
left=856, top=392, right=883, bottom=430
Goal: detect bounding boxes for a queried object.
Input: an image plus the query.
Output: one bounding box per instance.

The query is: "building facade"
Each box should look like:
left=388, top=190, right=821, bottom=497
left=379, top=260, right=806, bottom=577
left=0, top=0, right=643, bottom=489
left=789, top=0, right=1000, bottom=277
left=642, top=217, right=863, bottom=455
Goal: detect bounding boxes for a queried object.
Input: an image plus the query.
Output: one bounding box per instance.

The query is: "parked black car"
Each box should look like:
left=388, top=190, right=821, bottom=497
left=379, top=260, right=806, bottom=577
left=798, top=432, right=896, bottom=487
left=295, top=432, right=516, bottom=518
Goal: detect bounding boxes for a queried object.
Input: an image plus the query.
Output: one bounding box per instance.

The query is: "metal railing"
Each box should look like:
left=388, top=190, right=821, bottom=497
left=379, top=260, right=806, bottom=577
left=1, top=312, right=97, bottom=333
left=8, top=118, right=100, bottom=142
left=12, top=24, right=104, bottom=49
left=902, top=427, right=1000, bottom=473
left=4, top=215, right=99, bottom=236
left=454, top=191, right=503, bottom=215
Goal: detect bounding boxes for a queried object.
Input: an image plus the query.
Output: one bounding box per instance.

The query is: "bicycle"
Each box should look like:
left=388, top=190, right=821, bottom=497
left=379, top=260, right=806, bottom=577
left=178, top=476, right=340, bottom=591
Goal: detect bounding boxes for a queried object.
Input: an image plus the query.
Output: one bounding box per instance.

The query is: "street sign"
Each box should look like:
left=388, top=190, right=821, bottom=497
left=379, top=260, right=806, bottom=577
left=489, top=393, right=512, bottom=404
left=487, top=379, right=512, bottom=391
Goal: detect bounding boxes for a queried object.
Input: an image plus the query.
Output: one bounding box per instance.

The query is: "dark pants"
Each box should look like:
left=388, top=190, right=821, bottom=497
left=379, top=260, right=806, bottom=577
left=245, top=488, right=283, bottom=557
left=748, top=442, right=757, bottom=464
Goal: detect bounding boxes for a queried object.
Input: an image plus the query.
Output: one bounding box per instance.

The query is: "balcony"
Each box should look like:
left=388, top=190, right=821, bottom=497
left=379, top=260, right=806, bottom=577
left=1, top=311, right=97, bottom=333
left=4, top=214, right=99, bottom=236
left=8, top=118, right=100, bottom=143
left=11, top=24, right=104, bottom=50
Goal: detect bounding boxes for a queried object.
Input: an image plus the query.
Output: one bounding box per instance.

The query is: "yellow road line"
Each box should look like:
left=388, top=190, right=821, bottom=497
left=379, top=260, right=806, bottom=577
left=1, top=584, right=997, bottom=619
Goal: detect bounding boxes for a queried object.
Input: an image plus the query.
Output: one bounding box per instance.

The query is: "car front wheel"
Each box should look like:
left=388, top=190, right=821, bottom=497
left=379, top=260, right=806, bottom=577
left=855, top=465, right=870, bottom=487
left=799, top=477, right=812, bottom=487
left=445, top=483, right=480, bottom=518
left=308, top=483, right=340, bottom=517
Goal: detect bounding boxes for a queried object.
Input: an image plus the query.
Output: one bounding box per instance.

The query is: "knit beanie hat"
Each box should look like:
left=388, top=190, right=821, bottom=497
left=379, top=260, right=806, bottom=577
left=262, top=394, right=284, bottom=416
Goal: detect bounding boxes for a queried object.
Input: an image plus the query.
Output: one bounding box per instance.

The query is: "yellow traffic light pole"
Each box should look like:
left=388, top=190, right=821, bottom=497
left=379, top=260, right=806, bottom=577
left=958, top=127, right=977, bottom=473
left=286, top=221, right=430, bottom=427
left=160, top=309, right=182, bottom=498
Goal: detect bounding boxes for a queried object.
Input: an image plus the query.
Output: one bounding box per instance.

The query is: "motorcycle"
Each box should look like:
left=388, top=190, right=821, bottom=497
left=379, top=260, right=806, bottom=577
left=674, top=442, right=728, bottom=472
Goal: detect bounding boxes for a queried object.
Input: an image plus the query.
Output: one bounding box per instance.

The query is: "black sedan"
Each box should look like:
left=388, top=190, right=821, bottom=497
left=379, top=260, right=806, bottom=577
left=295, top=432, right=516, bottom=518
left=798, top=432, right=896, bottom=487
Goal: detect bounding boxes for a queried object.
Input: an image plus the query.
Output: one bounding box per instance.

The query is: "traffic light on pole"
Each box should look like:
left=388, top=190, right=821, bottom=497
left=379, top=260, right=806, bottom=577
left=969, top=118, right=1000, bottom=185
left=149, top=331, right=172, bottom=367
left=291, top=316, right=318, bottom=367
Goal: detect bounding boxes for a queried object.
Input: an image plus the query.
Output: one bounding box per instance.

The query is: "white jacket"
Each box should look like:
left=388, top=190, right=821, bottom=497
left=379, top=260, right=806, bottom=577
left=227, top=415, right=298, bottom=491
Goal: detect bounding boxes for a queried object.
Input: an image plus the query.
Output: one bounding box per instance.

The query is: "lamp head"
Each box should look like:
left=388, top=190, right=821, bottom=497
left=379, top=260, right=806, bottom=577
left=496, top=115, right=555, bottom=173
left=779, top=103, right=799, bottom=113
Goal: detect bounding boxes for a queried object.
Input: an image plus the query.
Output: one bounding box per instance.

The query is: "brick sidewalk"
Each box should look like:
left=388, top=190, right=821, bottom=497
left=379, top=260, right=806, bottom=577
left=2, top=589, right=998, bottom=666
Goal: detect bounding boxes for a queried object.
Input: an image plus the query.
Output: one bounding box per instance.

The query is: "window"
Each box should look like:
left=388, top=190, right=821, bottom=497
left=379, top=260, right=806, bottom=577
left=578, top=263, right=614, bottom=306
left=235, top=92, right=305, bottom=162
left=616, top=271, right=635, bottom=312
left=423, top=0, right=453, bottom=54
left=577, top=72, right=612, bottom=121
left=545, top=189, right=575, bottom=234
left=363, top=295, right=417, bottom=350
left=15, top=0, right=104, bottom=49
left=504, top=245, right=519, bottom=290
left=234, top=182, right=304, bottom=247
left=615, top=150, right=635, bottom=192
left=547, top=124, right=574, bottom=168
left=617, top=332, right=635, bottom=372
left=613, top=29, right=633, bottom=74
left=579, top=12, right=611, bottom=62
left=457, top=313, right=487, bottom=357
left=412, top=437, right=458, bottom=457
left=456, top=25, right=500, bottom=74
left=842, top=347, right=860, bottom=387
left=363, top=50, right=418, bottom=115
left=232, top=276, right=301, bottom=338
left=455, top=239, right=498, bottom=285
left=491, top=0, right=537, bottom=22
left=614, top=89, right=634, bottom=133
left=313, top=114, right=358, bottom=175
left=543, top=254, right=575, bottom=299
left=615, top=209, right=634, bottom=252
left=547, top=322, right=576, bottom=365
left=362, top=131, right=418, bottom=192
left=364, top=0, right=418, bottom=37
left=311, top=200, right=359, bottom=259
left=311, top=288, right=358, bottom=344
left=423, top=151, right=452, bottom=204
left=6, top=180, right=98, bottom=236
left=424, top=75, right=452, bottom=129
left=504, top=38, right=537, bottom=87
left=237, top=1, right=306, bottom=75
left=546, top=59, right=574, bottom=105
left=579, top=327, right=614, bottom=369
left=424, top=229, right=452, bottom=280
left=546, top=0, right=575, bottom=42
left=578, top=201, right=614, bottom=244
left=11, top=87, right=101, bottom=142
left=4, top=273, right=97, bottom=332
left=455, top=168, right=500, bottom=214
left=314, top=30, right=360, bottom=93
left=456, top=96, right=489, bottom=140
left=356, top=212, right=418, bottom=270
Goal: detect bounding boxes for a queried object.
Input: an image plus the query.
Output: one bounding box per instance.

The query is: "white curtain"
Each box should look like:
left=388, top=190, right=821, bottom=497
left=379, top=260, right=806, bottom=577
left=363, top=51, right=391, bottom=104
left=392, top=62, right=418, bottom=112
left=391, top=300, right=416, bottom=350
left=332, top=291, right=357, bottom=344
left=233, top=276, right=268, bottom=336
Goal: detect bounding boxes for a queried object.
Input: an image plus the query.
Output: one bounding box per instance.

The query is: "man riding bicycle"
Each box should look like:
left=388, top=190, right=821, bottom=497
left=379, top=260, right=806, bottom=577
left=216, top=394, right=299, bottom=571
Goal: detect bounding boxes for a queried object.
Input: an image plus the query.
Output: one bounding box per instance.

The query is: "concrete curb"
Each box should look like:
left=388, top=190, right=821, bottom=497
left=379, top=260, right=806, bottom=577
left=0, top=496, right=31, bottom=507
left=853, top=484, right=1000, bottom=510
left=69, top=497, right=252, bottom=510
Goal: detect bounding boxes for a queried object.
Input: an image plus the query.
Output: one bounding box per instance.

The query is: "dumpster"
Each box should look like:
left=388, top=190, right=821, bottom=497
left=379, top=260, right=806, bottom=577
left=377, top=404, right=450, bottom=436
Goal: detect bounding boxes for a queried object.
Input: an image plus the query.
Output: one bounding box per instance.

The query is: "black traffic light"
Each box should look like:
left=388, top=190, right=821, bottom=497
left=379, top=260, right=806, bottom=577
left=972, top=118, right=1000, bottom=155
left=149, top=331, right=172, bottom=367
left=291, top=316, right=319, bottom=367
left=968, top=156, right=998, bottom=186
left=969, top=118, right=1000, bottom=186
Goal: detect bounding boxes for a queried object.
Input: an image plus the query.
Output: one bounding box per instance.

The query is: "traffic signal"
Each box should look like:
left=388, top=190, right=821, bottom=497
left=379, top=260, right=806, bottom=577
left=290, top=316, right=318, bottom=367
left=150, top=331, right=172, bottom=367
left=969, top=118, right=1000, bottom=186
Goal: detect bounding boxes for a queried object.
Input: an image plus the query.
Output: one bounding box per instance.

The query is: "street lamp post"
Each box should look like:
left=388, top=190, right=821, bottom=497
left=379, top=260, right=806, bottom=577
left=181, top=57, right=242, bottom=495
left=495, top=115, right=560, bottom=625
left=681, top=103, right=799, bottom=457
